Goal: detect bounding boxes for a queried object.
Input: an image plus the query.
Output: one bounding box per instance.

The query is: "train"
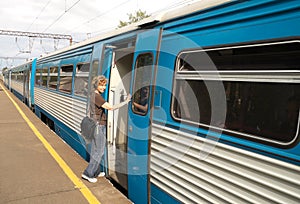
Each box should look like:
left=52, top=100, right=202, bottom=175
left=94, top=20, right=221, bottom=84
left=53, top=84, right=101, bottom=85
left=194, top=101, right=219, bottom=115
left=2, top=0, right=300, bottom=203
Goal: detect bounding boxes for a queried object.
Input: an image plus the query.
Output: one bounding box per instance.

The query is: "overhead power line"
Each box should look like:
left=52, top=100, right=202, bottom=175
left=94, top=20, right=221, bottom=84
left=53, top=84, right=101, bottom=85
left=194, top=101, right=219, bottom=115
left=65, top=0, right=130, bottom=34
left=0, top=56, right=28, bottom=60
left=26, top=0, right=53, bottom=31
left=0, top=29, right=72, bottom=44
left=43, top=0, right=82, bottom=32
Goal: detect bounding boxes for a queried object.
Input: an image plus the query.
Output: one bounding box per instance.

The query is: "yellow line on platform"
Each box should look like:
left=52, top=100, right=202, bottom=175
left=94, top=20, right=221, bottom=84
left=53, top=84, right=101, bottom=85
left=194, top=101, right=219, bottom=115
left=0, top=84, right=100, bottom=204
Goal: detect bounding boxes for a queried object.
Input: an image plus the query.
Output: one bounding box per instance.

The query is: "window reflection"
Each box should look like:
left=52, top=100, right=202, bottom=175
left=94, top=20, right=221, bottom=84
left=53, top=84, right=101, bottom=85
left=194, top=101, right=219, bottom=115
left=173, top=41, right=300, bottom=145
left=74, top=63, right=89, bottom=97
left=133, top=86, right=149, bottom=113
left=48, top=67, right=58, bottom=89
left=173, top=80, right=300, bottom=143
left=58, top=65, right=73, bottom=94
left=132, top=53, right=153, bottom=115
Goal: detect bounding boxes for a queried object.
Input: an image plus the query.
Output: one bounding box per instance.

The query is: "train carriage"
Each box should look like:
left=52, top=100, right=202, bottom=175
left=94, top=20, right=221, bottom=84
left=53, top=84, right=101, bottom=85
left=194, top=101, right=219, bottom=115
left=7, top=59, right=37, bottom=108
left=33, top=44, right=93, bottom=158
left=2, top=68, right=9, bottom=87
left=7, top=0, right=300, bottom=204
left=0, top=70, right=3, bottom=83
left=144, top=1, right=300, bottom=203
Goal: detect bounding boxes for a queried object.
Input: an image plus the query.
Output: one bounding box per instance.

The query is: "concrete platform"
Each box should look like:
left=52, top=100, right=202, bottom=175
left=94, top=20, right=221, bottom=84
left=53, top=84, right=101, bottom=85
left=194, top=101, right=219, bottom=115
left=0, top=83, right=132, bottom=204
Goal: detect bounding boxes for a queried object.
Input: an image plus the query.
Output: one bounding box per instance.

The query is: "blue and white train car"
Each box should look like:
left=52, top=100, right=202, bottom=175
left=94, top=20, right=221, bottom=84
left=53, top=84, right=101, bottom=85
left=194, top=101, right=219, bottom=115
left=33, top=44, right=93, bottom=158
left=0, top=70, right=3, bottom=83
left=8, top=0, right=300, bottom=203
left=149, top=1, right=300, bottom=204
left=8, top=59, right=37, bottom=108
left=1, top=68, right=9, bottom=87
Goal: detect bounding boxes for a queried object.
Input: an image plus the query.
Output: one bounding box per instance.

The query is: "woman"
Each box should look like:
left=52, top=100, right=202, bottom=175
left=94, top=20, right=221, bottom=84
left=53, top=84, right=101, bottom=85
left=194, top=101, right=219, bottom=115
left=82, top=75, right=131, bottom=183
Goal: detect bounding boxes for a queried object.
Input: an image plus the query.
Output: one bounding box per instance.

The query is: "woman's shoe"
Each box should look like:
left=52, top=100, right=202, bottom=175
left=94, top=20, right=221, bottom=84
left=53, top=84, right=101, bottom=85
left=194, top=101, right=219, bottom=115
left=82, top=174, right=97, bottom=183
left=98, top=172, right=105, bottom=177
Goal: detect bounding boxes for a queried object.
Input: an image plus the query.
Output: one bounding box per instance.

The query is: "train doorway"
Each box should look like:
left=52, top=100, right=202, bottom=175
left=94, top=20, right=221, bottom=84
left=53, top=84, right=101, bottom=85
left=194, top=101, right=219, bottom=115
left=24, top=69, right=30, bottom=105
left=107, top=42, right=135, bottom=192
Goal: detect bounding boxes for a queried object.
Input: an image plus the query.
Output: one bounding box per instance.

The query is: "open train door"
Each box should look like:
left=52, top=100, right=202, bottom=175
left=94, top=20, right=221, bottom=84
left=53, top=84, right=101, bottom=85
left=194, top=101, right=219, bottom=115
left=104, top=38, right=135, bottom=193
left=23, top=68, right=30, bottom=106
left=127, top=28, right=162, bottom=204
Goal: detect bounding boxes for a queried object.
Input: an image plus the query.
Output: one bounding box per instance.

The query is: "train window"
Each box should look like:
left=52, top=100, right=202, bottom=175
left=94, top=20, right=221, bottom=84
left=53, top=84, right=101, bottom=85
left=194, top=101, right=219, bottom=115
left=178, top=41, right=300, bottom=71
left=91, top=60, right=99, bottom=79
left=74, top=63, right=89, bottom=97
left=35, top=69, right=42, bottom=86
left=132, top=53, right=153, bottom=115
left=41, top=67, right=48, bottom=88
left=172, top=41, right=300, bottom=145
left=14, top=73, right=18, bottom=81
left=17, top=71, right=23, bottom=82
left=13, top=72, right=17, bottom=81
left=21, top=71, right=25, bottom=82
left=12, top=72, right=16, bottom=81
left=48, top=67, right=58, bottom=90
left=10, top=73, right=15, bottom=81
left=58, top=65, right=73, bottom=94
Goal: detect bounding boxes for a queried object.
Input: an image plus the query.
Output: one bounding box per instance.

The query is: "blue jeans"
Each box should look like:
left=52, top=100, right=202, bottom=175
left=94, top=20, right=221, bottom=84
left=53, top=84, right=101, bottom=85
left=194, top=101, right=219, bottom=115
left=83, top=125, right=106, bottom=178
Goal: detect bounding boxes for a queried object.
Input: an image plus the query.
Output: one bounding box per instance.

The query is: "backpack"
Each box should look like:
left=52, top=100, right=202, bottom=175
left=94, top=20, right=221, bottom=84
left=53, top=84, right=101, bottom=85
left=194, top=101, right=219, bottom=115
left=80, top=116, right=97, bottom=141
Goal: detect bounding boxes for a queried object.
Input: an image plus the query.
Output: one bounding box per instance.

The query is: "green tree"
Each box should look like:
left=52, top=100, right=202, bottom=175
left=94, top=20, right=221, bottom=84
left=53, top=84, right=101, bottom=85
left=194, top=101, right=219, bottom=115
left=118, top=9, right=150, bottom=28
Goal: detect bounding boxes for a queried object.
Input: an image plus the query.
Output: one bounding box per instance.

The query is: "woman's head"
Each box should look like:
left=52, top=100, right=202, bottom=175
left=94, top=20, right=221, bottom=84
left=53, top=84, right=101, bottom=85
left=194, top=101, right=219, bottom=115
left=92, top=75, right=107, bottom=93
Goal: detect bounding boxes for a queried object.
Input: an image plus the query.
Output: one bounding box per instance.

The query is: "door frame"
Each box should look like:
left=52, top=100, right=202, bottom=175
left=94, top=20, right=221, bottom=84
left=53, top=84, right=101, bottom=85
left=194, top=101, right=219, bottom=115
left=127, top=27, right=163, bottom=204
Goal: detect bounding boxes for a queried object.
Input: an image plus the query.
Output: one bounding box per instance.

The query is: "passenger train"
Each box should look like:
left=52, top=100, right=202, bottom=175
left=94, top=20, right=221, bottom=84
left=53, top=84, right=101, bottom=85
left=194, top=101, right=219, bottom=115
left=2, top=1, right=300, bottom=203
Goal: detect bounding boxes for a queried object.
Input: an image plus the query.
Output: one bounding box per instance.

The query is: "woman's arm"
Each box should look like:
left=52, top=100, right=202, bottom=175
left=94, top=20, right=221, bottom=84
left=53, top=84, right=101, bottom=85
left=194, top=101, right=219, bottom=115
left=102, top=94, right=131, bottom=110
left=133, top=102, right=148, bottom=112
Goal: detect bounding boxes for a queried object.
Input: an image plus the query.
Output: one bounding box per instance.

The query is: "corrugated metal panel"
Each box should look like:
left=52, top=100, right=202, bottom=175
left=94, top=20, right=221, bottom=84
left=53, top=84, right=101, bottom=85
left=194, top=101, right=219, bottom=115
left=150, top=123, right=300, bottom=204
left=34, top=88, right=86, bottom=133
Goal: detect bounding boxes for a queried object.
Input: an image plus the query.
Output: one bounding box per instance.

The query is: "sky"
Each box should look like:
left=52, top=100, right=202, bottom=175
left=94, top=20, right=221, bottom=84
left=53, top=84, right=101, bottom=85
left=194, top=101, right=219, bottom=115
left=0, top=0, right=200, bottom=69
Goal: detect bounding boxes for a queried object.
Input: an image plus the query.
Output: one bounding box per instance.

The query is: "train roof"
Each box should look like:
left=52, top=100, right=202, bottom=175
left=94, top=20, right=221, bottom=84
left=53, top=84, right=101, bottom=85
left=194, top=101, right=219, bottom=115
left=39, top=0, right=231, bottom=60
left=9, top=58, right=36, bottom=72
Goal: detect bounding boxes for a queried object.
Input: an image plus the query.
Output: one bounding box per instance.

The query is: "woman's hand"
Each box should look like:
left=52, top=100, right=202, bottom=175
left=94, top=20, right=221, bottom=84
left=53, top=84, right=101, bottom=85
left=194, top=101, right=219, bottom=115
left=126, top=94, right=132, bottom=103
